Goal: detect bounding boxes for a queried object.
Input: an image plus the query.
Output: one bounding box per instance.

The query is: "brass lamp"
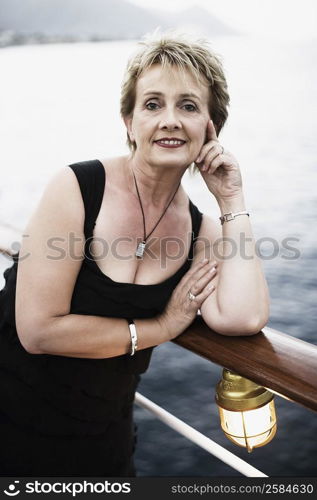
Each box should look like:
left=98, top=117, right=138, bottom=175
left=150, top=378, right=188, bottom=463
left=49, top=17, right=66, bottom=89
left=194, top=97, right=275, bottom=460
left=216, top=369, right=277, bottom=453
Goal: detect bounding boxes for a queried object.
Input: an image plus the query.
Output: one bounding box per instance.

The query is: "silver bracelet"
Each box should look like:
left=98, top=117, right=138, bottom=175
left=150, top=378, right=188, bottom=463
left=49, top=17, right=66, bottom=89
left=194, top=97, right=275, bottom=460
left=127, top=319, right=138, bottom=356
left=219, top=211, right=250, bottom=225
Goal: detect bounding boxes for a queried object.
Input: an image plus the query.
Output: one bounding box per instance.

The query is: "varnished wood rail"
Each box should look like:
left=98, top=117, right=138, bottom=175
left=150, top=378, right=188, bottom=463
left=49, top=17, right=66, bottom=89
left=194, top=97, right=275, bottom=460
left=173, top=316, right=317, bottom=412
left=1, top=225, right=317, bottom=412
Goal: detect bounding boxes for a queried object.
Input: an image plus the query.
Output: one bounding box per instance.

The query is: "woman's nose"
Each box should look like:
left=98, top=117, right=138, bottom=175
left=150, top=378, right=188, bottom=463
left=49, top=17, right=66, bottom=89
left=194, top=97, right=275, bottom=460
left=159, top=107, right=181, bottom=130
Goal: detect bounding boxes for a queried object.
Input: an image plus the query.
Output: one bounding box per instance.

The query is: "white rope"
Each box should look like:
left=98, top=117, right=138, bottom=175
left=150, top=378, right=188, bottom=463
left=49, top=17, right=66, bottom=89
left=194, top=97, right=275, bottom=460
left=134, top=392, right=267, bottom=477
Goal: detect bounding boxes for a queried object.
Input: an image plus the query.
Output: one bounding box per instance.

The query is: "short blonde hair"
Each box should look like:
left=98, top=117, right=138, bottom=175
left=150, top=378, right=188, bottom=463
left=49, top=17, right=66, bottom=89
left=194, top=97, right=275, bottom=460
left=120, top=29, right=230, bottom=158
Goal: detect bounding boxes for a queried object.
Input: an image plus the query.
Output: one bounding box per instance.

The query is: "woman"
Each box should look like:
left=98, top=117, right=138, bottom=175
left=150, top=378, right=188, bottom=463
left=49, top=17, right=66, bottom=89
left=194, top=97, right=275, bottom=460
left=0, top=31, right=270, bottom=476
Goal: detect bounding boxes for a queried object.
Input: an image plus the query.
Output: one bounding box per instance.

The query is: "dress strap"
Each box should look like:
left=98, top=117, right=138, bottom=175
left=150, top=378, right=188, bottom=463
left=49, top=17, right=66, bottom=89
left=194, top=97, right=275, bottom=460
left=188, top=199, right=203, bottom=260
left=68, top=159, right=105, bottom=239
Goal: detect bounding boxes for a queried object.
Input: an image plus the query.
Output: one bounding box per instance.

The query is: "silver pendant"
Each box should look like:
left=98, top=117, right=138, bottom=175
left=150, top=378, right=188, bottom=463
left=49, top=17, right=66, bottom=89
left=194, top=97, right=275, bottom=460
left=135, top=241, right=146, bottom=259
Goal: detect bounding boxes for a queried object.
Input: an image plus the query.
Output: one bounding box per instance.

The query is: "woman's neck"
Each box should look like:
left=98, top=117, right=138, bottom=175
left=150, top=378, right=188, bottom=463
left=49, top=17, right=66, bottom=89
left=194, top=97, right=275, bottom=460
left=125, top=154, right=186, bottom=209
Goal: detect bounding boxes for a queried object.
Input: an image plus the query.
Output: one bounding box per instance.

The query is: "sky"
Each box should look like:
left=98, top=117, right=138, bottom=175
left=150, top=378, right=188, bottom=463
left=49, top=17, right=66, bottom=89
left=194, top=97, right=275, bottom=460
left=130, top=0, right=317, bottom=41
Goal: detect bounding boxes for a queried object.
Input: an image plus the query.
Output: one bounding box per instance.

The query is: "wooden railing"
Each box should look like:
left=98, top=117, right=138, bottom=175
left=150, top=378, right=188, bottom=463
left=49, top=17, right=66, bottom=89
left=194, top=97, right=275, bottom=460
left=173, top=316, right=317, bottom=412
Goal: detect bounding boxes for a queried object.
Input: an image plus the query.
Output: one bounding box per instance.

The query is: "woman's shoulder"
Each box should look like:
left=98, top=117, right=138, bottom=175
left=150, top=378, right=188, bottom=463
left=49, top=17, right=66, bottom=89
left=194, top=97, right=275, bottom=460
left=22, top=166, right=86, bottom=245
left=43, top=166, right=84, bottom=205
left=97, top=155, right=128, bottom=172
left=97, top=155, right=129, bottom=183
left=67, top=156, right=126, bottom=176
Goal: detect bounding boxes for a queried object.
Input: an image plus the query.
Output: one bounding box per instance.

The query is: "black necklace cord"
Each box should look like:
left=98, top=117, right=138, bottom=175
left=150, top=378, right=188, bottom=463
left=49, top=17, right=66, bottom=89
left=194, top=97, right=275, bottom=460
left=132, top=170, right=181, bottom=242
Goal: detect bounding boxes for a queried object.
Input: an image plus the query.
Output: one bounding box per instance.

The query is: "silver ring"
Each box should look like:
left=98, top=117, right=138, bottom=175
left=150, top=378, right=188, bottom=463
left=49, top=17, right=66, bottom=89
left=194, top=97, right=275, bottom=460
left=188, top=291, right=196, bottom=301
left=214, top=145, right=224, bottom=160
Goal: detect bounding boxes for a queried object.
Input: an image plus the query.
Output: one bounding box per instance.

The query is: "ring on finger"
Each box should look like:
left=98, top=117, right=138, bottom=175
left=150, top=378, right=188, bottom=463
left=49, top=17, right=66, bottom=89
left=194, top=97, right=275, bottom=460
left=213, top=145, right=224, bottom=162
left=188, top=291, right=196, bottom=301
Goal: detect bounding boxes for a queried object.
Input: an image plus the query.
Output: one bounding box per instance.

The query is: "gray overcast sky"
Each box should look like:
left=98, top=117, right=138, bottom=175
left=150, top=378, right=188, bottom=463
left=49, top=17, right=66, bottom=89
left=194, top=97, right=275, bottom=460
left=129, top=0, right=317, bottom=41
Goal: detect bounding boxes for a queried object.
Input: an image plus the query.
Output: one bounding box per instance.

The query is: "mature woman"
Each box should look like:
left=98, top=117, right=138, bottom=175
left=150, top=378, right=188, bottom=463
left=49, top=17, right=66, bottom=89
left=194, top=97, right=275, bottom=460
left=0, top=32, right=269, bottom=476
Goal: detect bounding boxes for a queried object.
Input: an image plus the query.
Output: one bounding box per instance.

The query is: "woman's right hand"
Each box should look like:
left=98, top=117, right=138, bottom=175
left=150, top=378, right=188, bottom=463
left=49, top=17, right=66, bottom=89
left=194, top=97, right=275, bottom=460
left=158, top=259, right=217, bottom=339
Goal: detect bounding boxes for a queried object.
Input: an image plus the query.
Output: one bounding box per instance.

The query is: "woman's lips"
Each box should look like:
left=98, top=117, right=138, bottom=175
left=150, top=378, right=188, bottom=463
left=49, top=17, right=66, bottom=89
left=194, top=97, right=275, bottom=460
left=154, top=140, right=186, bottom=148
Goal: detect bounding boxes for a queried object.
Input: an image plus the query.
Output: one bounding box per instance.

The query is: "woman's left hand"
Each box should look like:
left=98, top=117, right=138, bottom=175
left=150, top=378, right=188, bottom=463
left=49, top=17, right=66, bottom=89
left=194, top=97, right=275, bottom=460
left=195, top=120, right=243, bottom=201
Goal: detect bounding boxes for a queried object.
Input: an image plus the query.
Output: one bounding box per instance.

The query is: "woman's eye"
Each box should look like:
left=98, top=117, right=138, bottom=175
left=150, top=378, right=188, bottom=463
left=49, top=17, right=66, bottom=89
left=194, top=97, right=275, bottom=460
left=183, top=103, right=197, bottom=112
left=145, top=102, right=159, bottom=110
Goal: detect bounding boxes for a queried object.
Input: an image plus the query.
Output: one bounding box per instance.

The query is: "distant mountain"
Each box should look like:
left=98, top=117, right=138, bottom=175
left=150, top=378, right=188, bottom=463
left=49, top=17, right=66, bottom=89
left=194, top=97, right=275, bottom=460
left=0, top=0, right=237, bottom=45
left=0, top=0, right=164, bottom=39
left=161, top=6, right=236, bottom=37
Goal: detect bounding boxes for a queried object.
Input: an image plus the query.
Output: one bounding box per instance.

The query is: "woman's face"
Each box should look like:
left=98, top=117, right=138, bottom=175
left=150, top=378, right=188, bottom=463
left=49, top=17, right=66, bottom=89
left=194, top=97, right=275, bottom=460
left=124, top=64, right=211, bottom=169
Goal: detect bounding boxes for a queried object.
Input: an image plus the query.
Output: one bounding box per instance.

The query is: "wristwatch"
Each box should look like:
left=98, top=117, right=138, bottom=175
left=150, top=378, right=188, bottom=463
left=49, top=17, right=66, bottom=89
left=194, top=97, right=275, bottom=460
left=219, top=211, right=250, bottom=225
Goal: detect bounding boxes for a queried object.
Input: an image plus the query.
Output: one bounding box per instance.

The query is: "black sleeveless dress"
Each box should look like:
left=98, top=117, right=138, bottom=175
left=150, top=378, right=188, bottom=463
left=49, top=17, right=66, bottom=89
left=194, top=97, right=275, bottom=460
left=0, top=159, right=202, bottom=476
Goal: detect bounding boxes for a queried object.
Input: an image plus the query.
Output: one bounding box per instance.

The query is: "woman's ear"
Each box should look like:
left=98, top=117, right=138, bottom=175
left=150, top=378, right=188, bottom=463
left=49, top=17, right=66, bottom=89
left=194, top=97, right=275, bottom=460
left=123, top=116, right=134, bottom=142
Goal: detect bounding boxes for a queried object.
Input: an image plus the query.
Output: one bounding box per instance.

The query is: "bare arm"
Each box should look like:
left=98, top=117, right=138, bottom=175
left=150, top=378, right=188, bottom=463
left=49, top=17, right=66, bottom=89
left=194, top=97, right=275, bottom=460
left=15, top=167, right=175, bottom=357
left=193, top=120, right=270, bottom=336
left=194, top=201, right=270, bottom=336
left=29, top=314, right=172, bottom=358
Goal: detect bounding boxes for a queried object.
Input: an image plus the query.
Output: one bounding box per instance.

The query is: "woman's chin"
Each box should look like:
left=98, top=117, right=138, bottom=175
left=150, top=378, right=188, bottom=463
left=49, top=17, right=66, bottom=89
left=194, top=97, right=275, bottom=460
left=150, top=153, right=191, bottom=169
left=134, top=150, right=192, bottom=169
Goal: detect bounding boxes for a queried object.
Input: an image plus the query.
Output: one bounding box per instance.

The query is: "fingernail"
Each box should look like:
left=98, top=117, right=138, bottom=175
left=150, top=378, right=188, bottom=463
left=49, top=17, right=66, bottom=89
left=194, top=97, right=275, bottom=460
left=207, top=284, right=215, bottom=291
left=201, top=258, right=208, bottom=263
left=208, top=267, right=216, bottom=274
left=196, top=156, right=201, bottom=163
